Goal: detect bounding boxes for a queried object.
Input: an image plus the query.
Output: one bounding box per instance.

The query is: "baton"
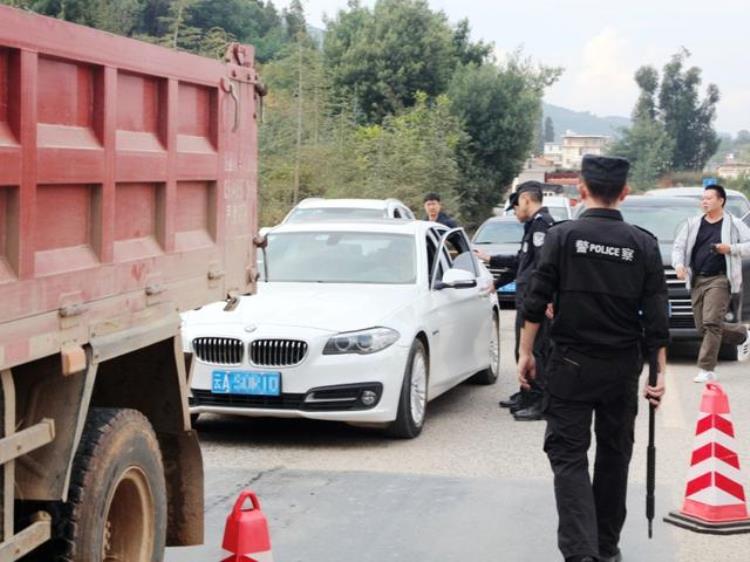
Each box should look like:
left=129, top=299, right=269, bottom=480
left=646, top=350, right=658, bottom=539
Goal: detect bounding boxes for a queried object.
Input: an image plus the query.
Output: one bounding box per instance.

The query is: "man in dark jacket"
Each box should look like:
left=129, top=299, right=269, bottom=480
left=475, top=181, right=555, bottom=421
left=518, top=155, right=669, bottom=562
left=423, top=192, right=458, bottom=228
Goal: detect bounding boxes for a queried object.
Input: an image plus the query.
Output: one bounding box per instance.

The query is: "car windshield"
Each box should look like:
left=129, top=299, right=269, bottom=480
left=473, top=221, right=524, bottom=244
left=286, top=207, right=386, bottom=222
left=620, top=204, right=697, bottom=243
left=264, top=232, right=416, bottom=284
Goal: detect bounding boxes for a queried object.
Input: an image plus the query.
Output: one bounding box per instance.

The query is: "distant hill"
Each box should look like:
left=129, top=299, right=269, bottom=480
left=543, top=103, right=630, bottom=141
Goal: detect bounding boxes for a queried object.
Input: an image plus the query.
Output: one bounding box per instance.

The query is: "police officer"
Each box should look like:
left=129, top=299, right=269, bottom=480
left=517, top=156, right=668, bottom=562
left=475, top=181, right=555, bottom=421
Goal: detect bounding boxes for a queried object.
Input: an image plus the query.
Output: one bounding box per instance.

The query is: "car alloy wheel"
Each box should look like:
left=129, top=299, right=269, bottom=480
left=489, top=315, right=500, bottom=376
left=409, top=349, right=427, bottom=426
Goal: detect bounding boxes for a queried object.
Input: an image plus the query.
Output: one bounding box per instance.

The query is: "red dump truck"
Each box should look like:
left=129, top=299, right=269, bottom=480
left=0, top=6, right=263, bottom=560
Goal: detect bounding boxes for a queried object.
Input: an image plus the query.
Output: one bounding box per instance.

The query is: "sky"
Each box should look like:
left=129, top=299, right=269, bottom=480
left=278, top=0, right=749, bottom=135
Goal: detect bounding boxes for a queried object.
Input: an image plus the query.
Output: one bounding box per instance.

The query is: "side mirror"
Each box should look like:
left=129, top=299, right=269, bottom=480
left=435, top=268, right=477, bottom=290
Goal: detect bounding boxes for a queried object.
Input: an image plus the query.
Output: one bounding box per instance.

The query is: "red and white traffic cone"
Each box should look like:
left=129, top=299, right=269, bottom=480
left=664, top=383, right=750, bottom=535
left=222, top=491, right=274, bottom=562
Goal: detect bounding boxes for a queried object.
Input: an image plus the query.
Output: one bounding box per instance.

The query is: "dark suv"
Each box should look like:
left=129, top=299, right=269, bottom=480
left=618, top=196, right=750, bottom=360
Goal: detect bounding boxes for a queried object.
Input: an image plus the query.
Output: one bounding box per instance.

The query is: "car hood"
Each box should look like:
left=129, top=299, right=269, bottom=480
left=182, top=282, right=418, bottom=333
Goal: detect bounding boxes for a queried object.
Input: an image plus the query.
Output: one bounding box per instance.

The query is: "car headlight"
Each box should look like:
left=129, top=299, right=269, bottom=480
left=323, top=328, right=400, bottom=355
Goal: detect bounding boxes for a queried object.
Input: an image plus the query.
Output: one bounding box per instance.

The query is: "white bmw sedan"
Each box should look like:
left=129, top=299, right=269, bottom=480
left=183, top=220, right=500, bottom=438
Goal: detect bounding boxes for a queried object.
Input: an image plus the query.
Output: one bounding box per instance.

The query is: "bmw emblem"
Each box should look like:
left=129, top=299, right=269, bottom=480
left=244, top=324, right=258, bottom=333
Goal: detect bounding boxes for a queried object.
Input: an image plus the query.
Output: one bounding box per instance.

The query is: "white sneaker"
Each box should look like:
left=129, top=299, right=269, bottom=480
left=694, top=370, right=717, bottom=383
left=738, top=328, right=750, bottom=362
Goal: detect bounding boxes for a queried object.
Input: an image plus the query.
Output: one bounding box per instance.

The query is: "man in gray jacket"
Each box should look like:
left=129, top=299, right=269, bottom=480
left=672, top=184, right=750, bottom=382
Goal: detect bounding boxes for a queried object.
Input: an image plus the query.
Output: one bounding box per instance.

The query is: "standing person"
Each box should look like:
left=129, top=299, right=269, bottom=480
left=518, top=155, right=669, bottom=562
left=475, top=181, right=555, bottom=421
left=672, top=184, right=750, bottom=382
left=423, top=192, right=458, bottom=228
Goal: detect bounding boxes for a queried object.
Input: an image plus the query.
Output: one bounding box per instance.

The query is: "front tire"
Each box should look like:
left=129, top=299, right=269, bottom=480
left=49, top=408, right=167, bottom=562
left=387, top=339, right=428, bottom=439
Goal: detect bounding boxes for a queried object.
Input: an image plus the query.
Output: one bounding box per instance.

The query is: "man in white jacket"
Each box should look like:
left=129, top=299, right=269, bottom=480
left=672, top=184, right=750, bottom=382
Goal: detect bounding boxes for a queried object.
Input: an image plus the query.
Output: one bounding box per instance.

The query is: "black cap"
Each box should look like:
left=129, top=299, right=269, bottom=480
left=581, top=155, right=630, bottom=187
left=506, top=181, right=544, bottom=209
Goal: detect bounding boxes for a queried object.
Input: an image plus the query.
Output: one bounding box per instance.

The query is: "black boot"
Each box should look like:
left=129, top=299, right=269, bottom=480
left=498, top=391, right=521, bottom=409
left=600, top=550, right=622, bottom=562
left=513, top=400, right=543, bottom=421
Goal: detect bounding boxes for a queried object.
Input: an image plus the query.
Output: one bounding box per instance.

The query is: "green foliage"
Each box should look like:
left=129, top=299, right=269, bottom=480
left=4, top=0, right=557, bottom=229
left=615, top=50, right=721, bottom=187
left=609, top=120, right=674, bottom=190
left=657, top=49, right=720, bottom=170
left=324, top=0, right=475, bottom=124
left=632, top=66, right=659, bottom=121
left=448, top=58, right=561, bottom=224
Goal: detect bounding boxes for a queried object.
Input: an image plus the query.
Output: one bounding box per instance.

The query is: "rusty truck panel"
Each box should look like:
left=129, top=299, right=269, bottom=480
left=0, top=6, right=263, bottom=556
left=0, top=5, right=261, bottom=371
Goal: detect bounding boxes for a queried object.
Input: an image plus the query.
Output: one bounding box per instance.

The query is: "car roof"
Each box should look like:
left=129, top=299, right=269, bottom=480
left=645, top=187, right=746, bottom=198
left=294, top=198, right=407, bottom=210
left=270, top=218, right=429, bottom=236
left=543, top=195, right=570, bottom=205
left=621, top=195, right=698, bottom=207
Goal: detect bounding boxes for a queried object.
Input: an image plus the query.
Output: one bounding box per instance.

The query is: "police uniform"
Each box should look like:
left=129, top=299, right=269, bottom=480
left=521, top=156, right=669, bottom=561
left=490, top=184, right=555, bottom=418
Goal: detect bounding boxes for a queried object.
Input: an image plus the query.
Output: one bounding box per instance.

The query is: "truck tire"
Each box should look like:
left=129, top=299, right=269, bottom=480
left=54, top=408, right=167, bottom=562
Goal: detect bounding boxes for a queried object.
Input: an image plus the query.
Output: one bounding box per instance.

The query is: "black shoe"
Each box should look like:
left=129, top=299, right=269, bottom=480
left=513, top=402, right=543, bottom=421
left=600, top=550, right=622, bottom=562
left=499, top=392, right=521, bottom=409
left=509, top=394, right=534, bottom=413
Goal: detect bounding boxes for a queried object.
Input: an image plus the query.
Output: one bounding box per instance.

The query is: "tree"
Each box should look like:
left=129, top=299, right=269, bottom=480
left=632, top=66, right=659, bottom=121
left=283, top=0, right=306, bottom=41
left=544, top=116, right=555, bottom=143
left=452, top=18, right=492, bottom=66
left=657, top=49, right=720, bottom=170
left=615, top=50, right=721, bottom=185
left=324, top=0, right=468, bottom=123
left=447, top=56, right=561, bottom=224
left=609, top=120, right=674, bottom=189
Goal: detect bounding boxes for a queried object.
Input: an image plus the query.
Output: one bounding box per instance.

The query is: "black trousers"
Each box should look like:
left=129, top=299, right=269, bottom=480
left=542, top=346, right=640, bottom=560
left=514, top=298, right=550, bottom=399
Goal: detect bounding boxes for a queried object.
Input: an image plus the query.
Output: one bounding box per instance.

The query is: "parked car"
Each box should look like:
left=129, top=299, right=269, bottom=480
left=471, top=216, right=524, bottom=304
left=503, top=195, right=572, bottom=222
left=282, top=198, right=416, bottom=223
left=183, top=220, right=500, bottom=438
left=645, top=187, right=750, bottom=226
left=617, top=196, right=750, bottom=361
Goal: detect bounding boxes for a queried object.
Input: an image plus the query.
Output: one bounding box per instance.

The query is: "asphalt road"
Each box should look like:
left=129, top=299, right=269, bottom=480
left=166, top=309, right=750, bottom=562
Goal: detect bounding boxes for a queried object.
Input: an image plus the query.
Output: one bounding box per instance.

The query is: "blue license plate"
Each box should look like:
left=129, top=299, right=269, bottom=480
left=211, top=371, right=281, bottom=396
left=499, top=281, right=516, bottom=293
